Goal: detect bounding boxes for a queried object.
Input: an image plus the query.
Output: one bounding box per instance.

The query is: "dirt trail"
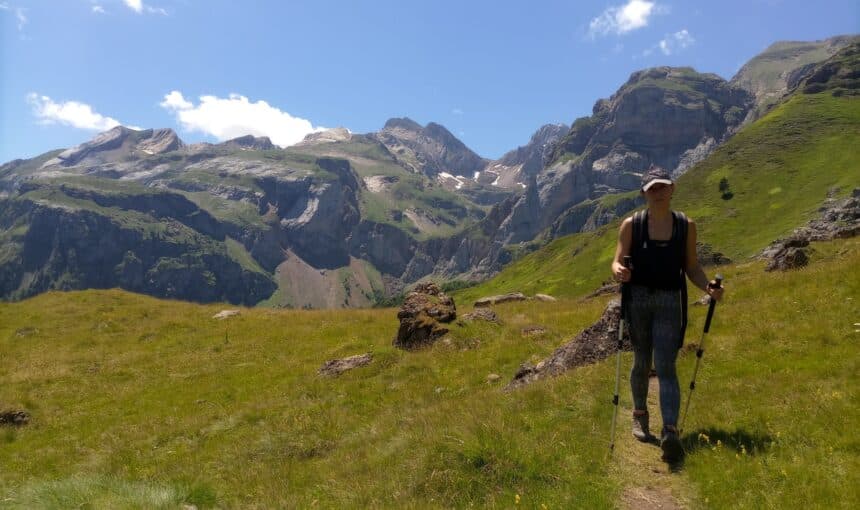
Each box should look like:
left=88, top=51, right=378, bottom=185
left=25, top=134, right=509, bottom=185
left=613, top=376, right=696, bottom=509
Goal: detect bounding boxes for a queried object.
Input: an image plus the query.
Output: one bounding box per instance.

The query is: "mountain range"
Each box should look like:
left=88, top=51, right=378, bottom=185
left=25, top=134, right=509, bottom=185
left=1, top=35, right=855, bottom=308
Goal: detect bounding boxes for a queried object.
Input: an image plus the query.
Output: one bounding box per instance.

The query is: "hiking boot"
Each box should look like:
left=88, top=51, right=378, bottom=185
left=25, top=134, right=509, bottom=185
left=660, top=426, right=684, bottom=463
left=632, top=411, right=651, bottom=442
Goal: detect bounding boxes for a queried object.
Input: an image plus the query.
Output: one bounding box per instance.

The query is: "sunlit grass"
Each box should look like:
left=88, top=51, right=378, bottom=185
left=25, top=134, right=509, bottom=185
left=1, top=237, right=857, bottom=508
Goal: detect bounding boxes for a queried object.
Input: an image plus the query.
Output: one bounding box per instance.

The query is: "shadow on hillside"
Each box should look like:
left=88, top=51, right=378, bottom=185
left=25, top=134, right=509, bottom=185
left=682, top=427, right=773, bottom=456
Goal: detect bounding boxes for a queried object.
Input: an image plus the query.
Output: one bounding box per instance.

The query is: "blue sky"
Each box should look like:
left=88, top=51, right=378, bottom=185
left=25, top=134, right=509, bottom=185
left=1, top=0, right=857, bottom=163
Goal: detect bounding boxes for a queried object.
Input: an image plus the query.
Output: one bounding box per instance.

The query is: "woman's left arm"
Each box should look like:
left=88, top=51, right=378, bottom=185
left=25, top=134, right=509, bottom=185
left=685, top=219, right=724, bottom=300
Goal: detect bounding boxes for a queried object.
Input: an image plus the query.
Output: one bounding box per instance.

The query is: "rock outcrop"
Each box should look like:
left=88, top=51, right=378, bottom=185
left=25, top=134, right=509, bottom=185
left=393, top=282, right=456, bottom=349
left=762, top=188, right=859, bottom=271
left=507, top=299, right=631, bottom=390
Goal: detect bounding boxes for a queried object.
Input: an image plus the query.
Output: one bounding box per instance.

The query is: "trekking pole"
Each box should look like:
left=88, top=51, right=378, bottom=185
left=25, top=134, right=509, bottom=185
left=609, top=256, right=632, bottom=453
left=679, top=275, right=723, bottom=434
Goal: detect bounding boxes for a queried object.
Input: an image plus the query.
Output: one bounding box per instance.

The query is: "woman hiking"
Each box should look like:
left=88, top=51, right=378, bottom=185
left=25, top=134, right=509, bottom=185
left=611, top=166, right=724, bottom=463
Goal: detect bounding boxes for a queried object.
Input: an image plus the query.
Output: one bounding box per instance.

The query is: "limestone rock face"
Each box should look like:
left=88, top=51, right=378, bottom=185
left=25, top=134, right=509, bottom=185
left=459, top=66, right=753, bottom=270
left=393, top=282, right=456, bottom=350
left=374, top=118, right=488, bottom=179
left=478, top=123, right=569, bottom=189
left=275, top=157, right=362, bottom=268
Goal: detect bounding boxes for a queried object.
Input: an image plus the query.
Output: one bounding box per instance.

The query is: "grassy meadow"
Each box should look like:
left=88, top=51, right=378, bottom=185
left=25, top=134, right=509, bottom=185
left=1, top=236, right=858, bottom=508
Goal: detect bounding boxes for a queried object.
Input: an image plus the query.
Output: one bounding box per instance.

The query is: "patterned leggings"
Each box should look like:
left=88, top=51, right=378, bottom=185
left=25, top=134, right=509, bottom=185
left=627, top=285, right=683, bottom=428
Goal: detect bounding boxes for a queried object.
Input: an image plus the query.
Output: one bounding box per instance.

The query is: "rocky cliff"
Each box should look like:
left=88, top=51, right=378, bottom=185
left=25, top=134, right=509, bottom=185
left=373, top=118, right=488, bottom=179
left=477, top=123, right=568, bottom=189
left=486, top=67, right=753, bottom=247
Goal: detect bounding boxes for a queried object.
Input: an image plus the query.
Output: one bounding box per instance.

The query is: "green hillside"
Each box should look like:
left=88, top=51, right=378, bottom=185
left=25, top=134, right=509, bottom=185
left=0, top=236, right=857, bottom=508
left=454, top=89, right=859, bottom=305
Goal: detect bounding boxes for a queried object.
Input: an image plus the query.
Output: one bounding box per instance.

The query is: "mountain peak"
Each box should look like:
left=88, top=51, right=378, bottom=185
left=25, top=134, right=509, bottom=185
left=383, top=117, right=423, bottom=131
left=375, top=119, right=486, bottom=178
left=42, top=126, right=183, bottom=167
left=221, top=134, right=275, bottom=150
left=296, top=127, right=352, bottom=146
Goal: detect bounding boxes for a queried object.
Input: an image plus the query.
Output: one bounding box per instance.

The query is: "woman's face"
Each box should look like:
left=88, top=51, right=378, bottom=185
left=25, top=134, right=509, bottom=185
left=643, top=183, right=673, bottom=205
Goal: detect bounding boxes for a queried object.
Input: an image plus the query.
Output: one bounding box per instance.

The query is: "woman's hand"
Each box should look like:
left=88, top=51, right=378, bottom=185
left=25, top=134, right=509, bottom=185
left=612, top=262, right=631, bottom=283
left=707, top=280, right=724, bottom=301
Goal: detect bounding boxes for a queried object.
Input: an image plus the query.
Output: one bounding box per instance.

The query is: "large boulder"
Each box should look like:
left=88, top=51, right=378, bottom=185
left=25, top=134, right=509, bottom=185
left=393, top=282, right=456, bottom=349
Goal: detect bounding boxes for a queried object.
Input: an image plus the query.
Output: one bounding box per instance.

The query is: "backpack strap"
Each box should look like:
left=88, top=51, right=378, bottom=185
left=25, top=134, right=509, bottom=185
left=672, top=210, right=690, bottom=347
left=631, top=210, right=646, bottom=255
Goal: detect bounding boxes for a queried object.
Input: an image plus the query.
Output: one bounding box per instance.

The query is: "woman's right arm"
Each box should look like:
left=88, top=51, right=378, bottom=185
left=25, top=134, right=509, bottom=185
left=611, top=218, right=633, bottom=282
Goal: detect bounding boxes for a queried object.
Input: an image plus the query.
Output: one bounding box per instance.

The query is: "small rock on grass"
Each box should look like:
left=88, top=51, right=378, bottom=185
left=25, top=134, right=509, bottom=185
left=474, top=292, right=527, bottom=307
left=486, top=373, right=501, bottom=383
left=461, top=308, right=499, bottom=323
left=0, top=410, right=30, bottom=427
left=318, top=353, right=373, bottom=376
left=212, top=309, right=240, bottom=319
left=521, top=326, right=547, bottom=336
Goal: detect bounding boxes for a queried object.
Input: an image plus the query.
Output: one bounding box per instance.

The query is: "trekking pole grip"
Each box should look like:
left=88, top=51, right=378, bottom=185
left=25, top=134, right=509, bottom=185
left=704, top=275, right=723, bottom=333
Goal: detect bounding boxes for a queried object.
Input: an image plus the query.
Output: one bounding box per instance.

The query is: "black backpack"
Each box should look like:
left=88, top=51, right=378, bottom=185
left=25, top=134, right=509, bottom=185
left=628, top=209, right=690, bottom=346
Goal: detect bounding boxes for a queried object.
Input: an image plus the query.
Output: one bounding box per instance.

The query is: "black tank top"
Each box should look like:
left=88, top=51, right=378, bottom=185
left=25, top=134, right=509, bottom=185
left=630, top=211, right=685, bottom=290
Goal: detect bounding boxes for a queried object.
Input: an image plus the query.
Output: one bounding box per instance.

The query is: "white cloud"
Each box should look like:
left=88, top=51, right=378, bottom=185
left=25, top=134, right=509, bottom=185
left=160, top=91, right=326, bottom=148
left=1, top=3, right=27, bottom=31
left=452, top=108, right=464, bottom=115
left=658, top=29, right=695, bottom=55
left=27, top=93, right=140, bottom=131
left=589, top=0, right=657, bottom=38
left=123, top=0, right=142, bottom=12
left=92, top=5, right=105, bottom=14
left=123, top=0, right=166, bottom=15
